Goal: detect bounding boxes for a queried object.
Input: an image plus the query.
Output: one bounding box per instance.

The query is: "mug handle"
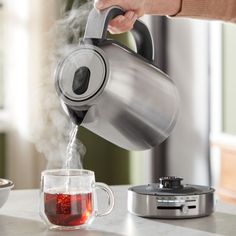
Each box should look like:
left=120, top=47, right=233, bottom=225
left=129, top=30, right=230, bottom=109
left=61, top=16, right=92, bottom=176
left=93, top=182, right=115, bottom=216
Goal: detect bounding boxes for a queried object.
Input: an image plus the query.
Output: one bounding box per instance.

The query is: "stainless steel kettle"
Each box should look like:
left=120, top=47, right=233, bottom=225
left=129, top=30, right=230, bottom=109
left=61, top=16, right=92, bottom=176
left=55, top=6, right=179, bottom=151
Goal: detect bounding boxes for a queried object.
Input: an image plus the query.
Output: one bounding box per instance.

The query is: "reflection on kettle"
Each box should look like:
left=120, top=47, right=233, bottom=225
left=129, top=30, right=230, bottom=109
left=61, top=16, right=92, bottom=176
left=55, top=6, right=179, bottom=151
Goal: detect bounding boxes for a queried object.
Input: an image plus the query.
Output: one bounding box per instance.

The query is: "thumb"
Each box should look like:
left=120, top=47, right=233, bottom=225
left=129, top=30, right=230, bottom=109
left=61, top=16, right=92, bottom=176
left=95, top=0, right=124, bottom=10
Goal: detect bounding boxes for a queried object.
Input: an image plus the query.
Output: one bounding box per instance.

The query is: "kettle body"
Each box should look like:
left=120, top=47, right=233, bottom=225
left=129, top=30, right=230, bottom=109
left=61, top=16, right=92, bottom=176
left=55, top=7, right=179, bottom=151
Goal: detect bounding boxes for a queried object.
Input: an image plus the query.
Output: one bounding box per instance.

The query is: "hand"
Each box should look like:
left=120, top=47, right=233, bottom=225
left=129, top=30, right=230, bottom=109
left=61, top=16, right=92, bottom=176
left=95, top=0, right=146, bottom=34
left=94, top=0, right=182, bottom=34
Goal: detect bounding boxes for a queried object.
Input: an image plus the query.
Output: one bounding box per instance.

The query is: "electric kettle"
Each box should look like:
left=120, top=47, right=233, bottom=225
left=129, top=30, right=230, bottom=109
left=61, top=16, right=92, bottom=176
left=55, top=6, right=179, bottom=151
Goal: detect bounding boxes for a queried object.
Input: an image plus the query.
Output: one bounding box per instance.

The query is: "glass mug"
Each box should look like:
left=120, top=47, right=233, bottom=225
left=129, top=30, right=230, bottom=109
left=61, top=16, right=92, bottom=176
left=40, top=169, right=114, bottom=230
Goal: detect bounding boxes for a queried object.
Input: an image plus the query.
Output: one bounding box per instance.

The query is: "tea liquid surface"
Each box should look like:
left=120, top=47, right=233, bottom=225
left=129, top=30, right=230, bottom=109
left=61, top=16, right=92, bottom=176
left=44, top=192, right=92, bottom=226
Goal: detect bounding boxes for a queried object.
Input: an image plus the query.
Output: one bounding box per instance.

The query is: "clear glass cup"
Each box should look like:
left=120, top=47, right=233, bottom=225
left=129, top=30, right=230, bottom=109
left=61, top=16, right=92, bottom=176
left=40, top=169, right=114, bottom=230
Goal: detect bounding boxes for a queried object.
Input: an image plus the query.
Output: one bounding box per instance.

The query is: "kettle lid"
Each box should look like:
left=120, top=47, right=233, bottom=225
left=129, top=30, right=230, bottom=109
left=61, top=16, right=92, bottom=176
left=57, top=45, right=107, bottom=104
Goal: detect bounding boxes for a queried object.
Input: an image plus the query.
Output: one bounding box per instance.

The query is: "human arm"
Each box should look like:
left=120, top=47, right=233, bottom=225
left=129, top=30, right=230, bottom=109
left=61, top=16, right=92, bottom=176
left=176, top=0, right=236, bottom=22
left=95, top=0, right=182, bottom=33
left=95, top=0, right=236, bottom=34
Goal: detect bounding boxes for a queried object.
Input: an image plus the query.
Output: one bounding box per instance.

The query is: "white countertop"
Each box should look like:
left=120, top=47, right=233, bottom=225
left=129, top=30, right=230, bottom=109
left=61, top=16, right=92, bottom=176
left=0, top=186, right=236, bottom=236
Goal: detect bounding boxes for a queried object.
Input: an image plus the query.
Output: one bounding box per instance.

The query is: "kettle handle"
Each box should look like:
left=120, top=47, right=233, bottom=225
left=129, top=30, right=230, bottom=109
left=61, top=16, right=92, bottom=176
left=84, top=6, right=154, bottom=61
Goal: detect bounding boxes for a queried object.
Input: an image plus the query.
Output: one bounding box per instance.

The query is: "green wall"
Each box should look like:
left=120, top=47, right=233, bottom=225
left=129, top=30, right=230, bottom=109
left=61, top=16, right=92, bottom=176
left=222, top=24, right=236, bottom=135
left=81, top=128, right=130, bottom=185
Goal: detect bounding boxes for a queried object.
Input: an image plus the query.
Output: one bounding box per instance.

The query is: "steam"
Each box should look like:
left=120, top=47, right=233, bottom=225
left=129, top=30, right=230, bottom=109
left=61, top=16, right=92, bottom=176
left=30, top=1, right=92, bottom=169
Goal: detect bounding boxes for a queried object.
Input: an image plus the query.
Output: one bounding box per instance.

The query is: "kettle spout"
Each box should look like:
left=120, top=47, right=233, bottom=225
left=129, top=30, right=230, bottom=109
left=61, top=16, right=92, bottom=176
left=62, top=103, right=87, bottom=125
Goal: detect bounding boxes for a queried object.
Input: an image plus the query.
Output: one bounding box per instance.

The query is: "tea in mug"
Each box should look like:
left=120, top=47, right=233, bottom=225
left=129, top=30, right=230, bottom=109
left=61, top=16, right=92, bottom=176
left=44, top=192, right=92, bottom=226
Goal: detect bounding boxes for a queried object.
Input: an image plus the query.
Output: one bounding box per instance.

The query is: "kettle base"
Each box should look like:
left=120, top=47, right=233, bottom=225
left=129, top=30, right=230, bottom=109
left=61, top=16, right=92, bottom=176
left=127, top=177, right=215, bottom=219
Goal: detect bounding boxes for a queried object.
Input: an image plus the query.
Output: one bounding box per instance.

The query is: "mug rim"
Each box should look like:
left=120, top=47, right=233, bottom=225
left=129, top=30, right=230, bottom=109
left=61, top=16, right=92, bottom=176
left=41, top=169, right=94, bottom=177
left=0, top=178, right=14, bottom=189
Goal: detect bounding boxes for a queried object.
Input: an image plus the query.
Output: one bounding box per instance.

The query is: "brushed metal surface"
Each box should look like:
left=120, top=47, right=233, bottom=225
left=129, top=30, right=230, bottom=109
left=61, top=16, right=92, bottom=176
left=82, top=43, right=179, bottom=150
left=127, top=188, right=215, bottom=218
left=56, top=42, right=179, bottom=150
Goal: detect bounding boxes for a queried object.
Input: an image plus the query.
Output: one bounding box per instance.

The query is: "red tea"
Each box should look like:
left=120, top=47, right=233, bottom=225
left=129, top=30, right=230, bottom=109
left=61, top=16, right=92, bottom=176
left=44, top=192, right=92, bottom=226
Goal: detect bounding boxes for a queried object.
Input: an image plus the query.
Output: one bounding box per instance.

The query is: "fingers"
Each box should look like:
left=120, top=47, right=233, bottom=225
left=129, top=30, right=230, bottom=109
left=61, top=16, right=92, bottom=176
left=108, top=11, right=138, bottom=34
left=94, top=0, right=138, bottom=34
left=95, top=0, right=123, bottom=10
